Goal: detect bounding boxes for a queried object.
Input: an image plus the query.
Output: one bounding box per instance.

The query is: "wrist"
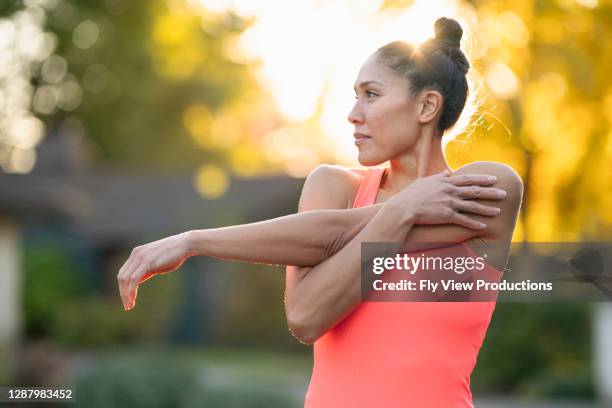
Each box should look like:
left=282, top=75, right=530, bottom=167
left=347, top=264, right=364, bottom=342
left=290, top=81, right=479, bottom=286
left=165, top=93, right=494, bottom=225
left=381, top=199, right=417, bottom=228
left=183, top=229, right=208, bottom=258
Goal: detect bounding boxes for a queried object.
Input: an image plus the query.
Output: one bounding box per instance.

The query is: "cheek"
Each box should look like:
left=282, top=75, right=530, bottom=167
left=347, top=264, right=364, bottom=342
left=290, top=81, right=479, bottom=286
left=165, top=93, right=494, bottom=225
left=364, top=105, right=384, bottom=128
left=365, top=97, right=418, bottom=146
left=384, top=108, right=416, bottom=139
left=367, top=102, right=398, bottom=134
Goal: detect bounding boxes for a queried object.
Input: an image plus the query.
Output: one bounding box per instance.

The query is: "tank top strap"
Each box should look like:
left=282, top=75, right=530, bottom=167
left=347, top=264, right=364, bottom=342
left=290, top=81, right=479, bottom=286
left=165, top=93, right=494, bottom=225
left=352, top=167, right=387, bottom=208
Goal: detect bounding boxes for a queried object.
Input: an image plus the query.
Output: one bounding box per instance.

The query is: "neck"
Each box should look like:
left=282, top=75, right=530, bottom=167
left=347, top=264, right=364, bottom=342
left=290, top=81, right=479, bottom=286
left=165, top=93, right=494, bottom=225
left=382, top=128, right=450, bottom=194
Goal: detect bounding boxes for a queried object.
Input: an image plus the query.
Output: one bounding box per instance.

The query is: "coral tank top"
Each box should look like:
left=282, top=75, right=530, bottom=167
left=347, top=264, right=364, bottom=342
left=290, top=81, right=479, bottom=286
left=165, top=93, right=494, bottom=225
left=303, top=167, right=502, bottom=408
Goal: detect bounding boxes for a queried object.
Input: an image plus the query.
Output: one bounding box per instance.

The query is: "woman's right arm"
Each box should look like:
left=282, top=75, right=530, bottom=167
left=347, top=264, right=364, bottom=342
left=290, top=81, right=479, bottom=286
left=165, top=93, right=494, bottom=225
left=284, top=171, right=418, bottom=344
left=117, top=165, right=505, bottom=311
left=184, top=166, right=498, bottom=266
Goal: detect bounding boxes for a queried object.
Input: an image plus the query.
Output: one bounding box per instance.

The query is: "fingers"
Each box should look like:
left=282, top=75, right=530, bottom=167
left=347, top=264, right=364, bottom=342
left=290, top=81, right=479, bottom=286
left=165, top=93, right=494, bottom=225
left=126, top=262, right=147, bottom=310
left=444, top=174, right=498, bottom=186
left=448, top=212, right=488, bottom=230
left=452, top=199, right=501, bottom=217
left=431, top=169, right=450, bottom=178
left=117, top=256, right=136, bottom=310
left=117, top=248, right=145, bottom=311
left=131, top=286, right=139, bottom=310
left=454, top=185, right=507, bottom=200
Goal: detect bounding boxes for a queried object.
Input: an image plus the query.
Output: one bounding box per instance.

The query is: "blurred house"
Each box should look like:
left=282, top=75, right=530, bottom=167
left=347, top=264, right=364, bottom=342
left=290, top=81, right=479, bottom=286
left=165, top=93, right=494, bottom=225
left=0, top=131, right=304, bottom=351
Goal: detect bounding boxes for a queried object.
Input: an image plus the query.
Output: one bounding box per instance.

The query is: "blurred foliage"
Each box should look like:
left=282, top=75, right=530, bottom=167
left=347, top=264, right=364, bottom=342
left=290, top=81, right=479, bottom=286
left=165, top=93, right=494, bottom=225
left=24, top=238, right=182, bottom=348
left=213, top=263, right=304, bottom=351
left=71, top=352, right=299, bottom=408
left=0, top=0, right=283, bottom=174
left=472, top=302, right=594, bottom=399
left=441, top=0, right=612, bottom=242
left=23, top=240, right=87, bottom=338
left=52, top=0, right=276, bottom=172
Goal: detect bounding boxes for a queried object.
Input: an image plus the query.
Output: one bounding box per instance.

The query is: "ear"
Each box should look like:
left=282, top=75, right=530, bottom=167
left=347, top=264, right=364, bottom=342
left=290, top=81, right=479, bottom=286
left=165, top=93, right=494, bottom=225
left=417, top=89, right=443, bottom=125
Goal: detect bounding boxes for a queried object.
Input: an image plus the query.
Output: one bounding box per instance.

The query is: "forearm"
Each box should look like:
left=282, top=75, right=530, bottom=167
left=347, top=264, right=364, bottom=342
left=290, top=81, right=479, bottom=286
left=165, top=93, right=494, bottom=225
left=185, top=205, right=384, bottom=267
left=288, top=203, right=415, bottom=342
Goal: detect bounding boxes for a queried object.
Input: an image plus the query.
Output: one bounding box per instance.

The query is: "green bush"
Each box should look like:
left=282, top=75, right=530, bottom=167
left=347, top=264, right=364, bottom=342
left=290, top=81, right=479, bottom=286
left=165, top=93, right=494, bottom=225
left=24, top=240, right=182, bottom=348
left=195, top=387, right=299, bottom=408
left=48, top=275, right=182, bottom=348
left=72, top=354, right=299, bottom=408
left=471, top=302, right=594, bottom=399
left=24, top=242, right=87, bottom=338
left=49, top=296, right=127, bottom=347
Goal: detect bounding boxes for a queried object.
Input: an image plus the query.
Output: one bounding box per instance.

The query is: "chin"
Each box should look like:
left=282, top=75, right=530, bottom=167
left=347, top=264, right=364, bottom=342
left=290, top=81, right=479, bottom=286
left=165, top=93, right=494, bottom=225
left=357, top=153, right=387, bottom=167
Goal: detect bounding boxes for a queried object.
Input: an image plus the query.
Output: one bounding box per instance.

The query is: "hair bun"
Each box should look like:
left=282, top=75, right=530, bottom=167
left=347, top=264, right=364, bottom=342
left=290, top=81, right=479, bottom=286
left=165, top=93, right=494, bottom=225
left=434, top=17, right=462, bottom=48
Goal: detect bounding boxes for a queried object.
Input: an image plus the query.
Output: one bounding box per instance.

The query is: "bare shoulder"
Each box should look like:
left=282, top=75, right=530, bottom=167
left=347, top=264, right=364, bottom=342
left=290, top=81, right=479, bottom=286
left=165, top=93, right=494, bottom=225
left=453, top=161, right=524, bottom=196
left=347, top=167, right=368, bottom=176
left=299, top=164, right=361, bottom=211
left=453, top=161, right=524, bottom=241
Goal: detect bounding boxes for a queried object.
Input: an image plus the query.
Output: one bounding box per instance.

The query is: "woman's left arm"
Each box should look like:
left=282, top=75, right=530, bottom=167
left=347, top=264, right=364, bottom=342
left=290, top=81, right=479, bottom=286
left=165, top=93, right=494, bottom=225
left=116, top=203, right=384, bottom=310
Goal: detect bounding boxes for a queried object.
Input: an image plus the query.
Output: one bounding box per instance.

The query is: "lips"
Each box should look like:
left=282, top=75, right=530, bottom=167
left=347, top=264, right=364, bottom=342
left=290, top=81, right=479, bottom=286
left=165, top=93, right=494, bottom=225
left=353, top=132, right=371, bottom=140
left=354, top=132, right=371, bottom=146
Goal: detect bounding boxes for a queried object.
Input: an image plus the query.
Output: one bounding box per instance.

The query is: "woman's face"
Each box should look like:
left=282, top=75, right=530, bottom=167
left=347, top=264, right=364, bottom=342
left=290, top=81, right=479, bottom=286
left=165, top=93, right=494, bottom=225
left=349, top=54, right=421, bottom=166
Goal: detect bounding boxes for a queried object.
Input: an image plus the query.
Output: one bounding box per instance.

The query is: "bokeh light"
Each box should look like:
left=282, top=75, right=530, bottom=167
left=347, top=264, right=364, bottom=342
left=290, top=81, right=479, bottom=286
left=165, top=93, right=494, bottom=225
left=194, top=163, right=230, bottom=199
left=485, top=63, right=519, bottom=99
left=0, top=2, right=82, bottom=174
left=72, top=20, right=100, bottom=50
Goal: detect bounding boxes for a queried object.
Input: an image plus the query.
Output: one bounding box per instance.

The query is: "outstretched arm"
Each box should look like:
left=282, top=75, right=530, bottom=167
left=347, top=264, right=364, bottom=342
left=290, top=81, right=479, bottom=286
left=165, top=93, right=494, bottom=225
left=116, top=203, right=384, bottom=309
left=186, top=204, right=382, bottom=266
left=117, top=164, right=508, bottom=311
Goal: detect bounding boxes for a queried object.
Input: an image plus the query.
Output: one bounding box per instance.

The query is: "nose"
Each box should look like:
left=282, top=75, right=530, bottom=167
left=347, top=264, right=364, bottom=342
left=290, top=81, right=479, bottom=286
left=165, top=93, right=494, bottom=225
left=348, top=101, right=363, bottom=125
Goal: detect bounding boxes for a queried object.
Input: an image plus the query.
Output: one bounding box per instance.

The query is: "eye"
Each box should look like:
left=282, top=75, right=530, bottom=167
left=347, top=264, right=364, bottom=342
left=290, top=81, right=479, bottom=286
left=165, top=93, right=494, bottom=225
left=354, top=91, right=378, bottom=99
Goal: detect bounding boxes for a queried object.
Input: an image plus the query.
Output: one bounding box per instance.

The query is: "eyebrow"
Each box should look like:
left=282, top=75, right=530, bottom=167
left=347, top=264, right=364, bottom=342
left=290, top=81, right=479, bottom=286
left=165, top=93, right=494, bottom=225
left=353, top=80, right=384, bottom=91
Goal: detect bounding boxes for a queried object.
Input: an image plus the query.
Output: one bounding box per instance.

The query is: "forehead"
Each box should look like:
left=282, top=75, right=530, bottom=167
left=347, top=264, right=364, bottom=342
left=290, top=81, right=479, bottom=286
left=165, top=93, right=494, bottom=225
left=353, top=54, right=404, bottom=89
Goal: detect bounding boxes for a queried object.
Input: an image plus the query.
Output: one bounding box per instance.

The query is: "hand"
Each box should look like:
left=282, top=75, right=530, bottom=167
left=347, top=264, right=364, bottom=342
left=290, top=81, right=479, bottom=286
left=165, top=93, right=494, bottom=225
left=117, top=231, right=192, bottom=311
left=386, top=169, right=506, bottom=230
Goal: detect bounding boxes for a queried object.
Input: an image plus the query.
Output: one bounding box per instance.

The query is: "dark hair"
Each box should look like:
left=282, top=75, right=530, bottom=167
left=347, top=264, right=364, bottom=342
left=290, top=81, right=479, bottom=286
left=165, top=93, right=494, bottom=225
left=375, top=17, right=470, bottom=134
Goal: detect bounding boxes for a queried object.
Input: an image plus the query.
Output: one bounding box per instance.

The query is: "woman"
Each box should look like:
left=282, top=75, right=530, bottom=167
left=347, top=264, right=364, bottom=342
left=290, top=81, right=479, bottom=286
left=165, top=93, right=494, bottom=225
left=117, top=17, right=523, bottom=407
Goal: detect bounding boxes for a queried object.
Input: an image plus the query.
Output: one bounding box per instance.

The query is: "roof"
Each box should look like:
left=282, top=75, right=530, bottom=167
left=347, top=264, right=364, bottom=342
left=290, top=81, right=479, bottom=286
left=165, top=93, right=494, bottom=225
left=0, top=135, right=305, bottom=243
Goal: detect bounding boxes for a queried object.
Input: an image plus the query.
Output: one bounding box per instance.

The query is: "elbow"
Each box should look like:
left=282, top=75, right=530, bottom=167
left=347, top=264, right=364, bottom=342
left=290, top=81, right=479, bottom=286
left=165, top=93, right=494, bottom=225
left=286, top=307, right=324, bottom=345
left=287, top=319, right=321, bottom=346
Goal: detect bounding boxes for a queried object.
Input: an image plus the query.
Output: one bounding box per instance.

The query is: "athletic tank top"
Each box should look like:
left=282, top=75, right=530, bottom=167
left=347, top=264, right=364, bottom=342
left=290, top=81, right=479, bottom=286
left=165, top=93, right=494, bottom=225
left=304, top=167, right=503, bottom=408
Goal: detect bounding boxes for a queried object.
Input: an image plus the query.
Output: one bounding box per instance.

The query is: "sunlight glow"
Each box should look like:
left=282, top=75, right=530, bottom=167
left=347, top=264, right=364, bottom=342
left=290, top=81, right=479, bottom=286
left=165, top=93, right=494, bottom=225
left=577, top=0, right=598, bottom=9
left=197, top=0, right=470, bottom=166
